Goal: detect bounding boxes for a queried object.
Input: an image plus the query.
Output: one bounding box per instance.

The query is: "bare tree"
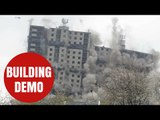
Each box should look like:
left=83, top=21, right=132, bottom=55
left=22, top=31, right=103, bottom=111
left=147, top=70, right=160, bottom=104
left=10, top=93, right=73, bottom=105
left=100, top=67, right=149, bottom=105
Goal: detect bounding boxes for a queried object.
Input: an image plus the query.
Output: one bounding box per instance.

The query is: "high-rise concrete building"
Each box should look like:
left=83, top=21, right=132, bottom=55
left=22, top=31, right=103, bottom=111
left=28, top=19, right=91, bottom=94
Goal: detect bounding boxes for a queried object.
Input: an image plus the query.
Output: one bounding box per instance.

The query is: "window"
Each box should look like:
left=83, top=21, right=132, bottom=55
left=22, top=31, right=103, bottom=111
left=51, top=34, right=54, bottom=36
left=78, top=52, right=81, bottom=54
left=31, top=33, right=37, bottom=37
left=61, top=72, right=63, bottom=75
left=77, top=61, right=80, bottom=64
left=72, top=56, right=75, bottom=59
left=80, top=37, right=82, bottom=40
left=51, top=28, right=54, bottom=32
left=77, top=80, right=80, bottom=83
left=50, top=48, right=53, bottom=51
left=60, top=77, right=63, bottom=80
left=71, top=84, right=73, bottom=87
left=31, top=28, right=37, bottom=32
left=61, top=49, right=64, bottom=52
left=67, top=56, right=70, bottom=58
left=30, top=43, right=36, bottom=47
left=74, top=32, right=77, bottom=35
left=96, top=47, right=99, bottom=51
left=73, top=51, right=76, bottom=54
left=101, top=47, right=104, bottom=50
left=72, top=74, right=75, bottom=77
left=68, top=41, right=71, bottom=44
left=49, top=53, right=52, bottom=56
left=51, top=38, right=53, bottom=41
left=99, top=64, right=102, bottom=67
left=71, top=79, right=74, bottom=82
left=74, top=37, right=77, bottom=40
left=77, top=75, right=80, bottom=78
left=72, top=61, right=75, bottom=64
left=69, top=31, right=72, bottom=34
left=61, top=54, right=64, bottom=57
left=72, top=66, right=74, bottom=68
left=61, top=59, right=63, bottom=62
left=80, top=33, right=83, bottom=35
left=68, top=51, right=70, bottom=54
left=74, top=42, right=76, bottom=44
left=63, top=30, right=66, bottom=33
left=49, top=58, right=52, bottom=61
left=78, top=57, right=81, bottom=59
left=79, top=42, right=82, bottom=45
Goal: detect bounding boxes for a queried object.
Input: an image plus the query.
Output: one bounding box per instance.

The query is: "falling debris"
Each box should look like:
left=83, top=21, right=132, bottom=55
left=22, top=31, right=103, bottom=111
left=80, top=19, right=83, bottom=24
left=15, top=17, right=21, bottom=19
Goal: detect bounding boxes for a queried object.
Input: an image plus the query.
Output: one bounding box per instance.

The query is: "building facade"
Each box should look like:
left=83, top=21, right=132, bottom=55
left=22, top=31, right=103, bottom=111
left=28, top=21, right=91, bottom=94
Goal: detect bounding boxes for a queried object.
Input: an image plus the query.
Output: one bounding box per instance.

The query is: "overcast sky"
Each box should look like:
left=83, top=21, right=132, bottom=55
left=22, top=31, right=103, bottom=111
left=1, top=15, right=160, bottom=96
